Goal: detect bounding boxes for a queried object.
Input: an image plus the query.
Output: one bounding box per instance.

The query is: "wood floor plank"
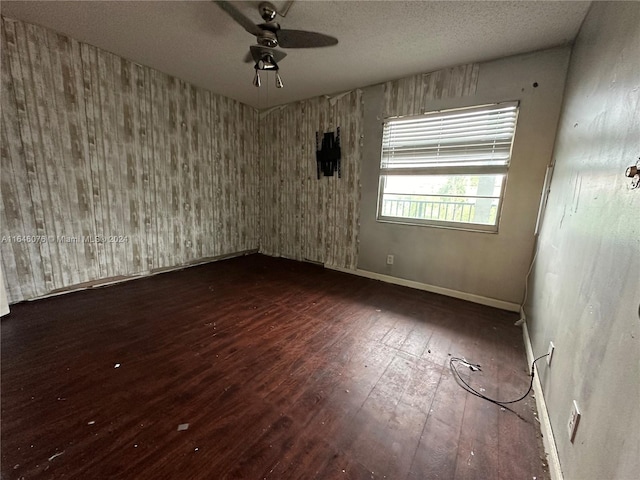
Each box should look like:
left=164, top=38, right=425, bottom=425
left=400, top=325, right=433, bottom=358
left=1, top=254, right=548, bottom=480
left=408, top=416, right=459, bottom=480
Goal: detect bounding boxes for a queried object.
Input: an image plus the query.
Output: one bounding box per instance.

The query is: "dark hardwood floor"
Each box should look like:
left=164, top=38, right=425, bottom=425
left=1, top=254, right=548, bottom=479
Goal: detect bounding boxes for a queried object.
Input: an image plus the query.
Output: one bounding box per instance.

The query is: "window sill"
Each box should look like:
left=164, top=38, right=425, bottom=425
left=376, top=216, right=499, bottom=234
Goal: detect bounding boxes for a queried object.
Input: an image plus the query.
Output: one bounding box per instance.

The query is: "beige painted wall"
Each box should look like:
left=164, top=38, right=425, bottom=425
left=527, top=3, right=640, bottom=479
left=358, top=47, right=571, bottom=305
left=1, top=17, right=259, bottom=303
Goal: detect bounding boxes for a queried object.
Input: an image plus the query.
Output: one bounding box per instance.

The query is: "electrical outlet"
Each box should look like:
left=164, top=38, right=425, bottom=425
left=567, top=400, right=581, bottom=443
left=386, top=255, right=394, bottom=265
left=547, top=341, right=555, bottom=366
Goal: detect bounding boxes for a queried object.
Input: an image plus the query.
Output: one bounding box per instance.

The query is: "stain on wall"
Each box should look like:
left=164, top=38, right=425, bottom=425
left=1, top=17, right=258, bottom=303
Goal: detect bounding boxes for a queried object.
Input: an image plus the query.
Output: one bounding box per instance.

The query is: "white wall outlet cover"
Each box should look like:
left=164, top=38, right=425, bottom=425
left=568, top=400, right=581, bottom=442
left=547, top=341, right=555, bottom=366
left=386, top=255, right=394, bottom=265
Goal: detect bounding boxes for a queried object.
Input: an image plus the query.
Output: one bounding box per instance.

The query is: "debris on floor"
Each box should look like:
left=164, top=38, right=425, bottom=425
left=114, top=363, right=121, bottom=368
left=48, top=451, right=65, bottom=462
left=177, top=423, right=189, bottom=431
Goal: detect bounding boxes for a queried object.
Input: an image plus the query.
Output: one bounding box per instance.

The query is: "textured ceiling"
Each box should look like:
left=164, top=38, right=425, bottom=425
left=0, top=1, right=590, bottom=109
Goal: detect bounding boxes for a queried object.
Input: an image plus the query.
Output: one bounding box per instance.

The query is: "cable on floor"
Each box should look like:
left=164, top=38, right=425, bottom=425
left=449, top=353, right=549, bottom=409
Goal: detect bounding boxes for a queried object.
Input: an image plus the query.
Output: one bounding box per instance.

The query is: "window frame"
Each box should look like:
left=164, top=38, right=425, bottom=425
left=376, top=101, right=519, bottom=233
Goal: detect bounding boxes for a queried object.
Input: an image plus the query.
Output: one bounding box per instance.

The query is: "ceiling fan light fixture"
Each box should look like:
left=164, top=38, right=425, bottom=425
left=256, top=53, right=279, bottom=71
left=275, top=71, right=284, bottom=89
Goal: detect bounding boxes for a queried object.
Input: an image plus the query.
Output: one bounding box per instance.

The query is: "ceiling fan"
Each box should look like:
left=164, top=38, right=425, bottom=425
left=215, top=1, right=339, bottom=88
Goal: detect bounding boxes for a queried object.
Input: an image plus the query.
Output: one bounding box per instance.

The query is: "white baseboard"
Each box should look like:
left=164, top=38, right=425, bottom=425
left=522, top=321, right=563, bottom=480
left=326, top=265, right=520, bottom=312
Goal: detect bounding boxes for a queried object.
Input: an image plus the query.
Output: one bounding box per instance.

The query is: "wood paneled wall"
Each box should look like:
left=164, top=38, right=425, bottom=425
left=1, top=17, right=258, bottom=303
left=382, top=63, right=479, bottom=117
left=259, top=91, right=364, bottom=269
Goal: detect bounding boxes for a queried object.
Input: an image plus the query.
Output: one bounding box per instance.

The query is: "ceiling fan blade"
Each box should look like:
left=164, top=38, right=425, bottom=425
left=277, top=29, right=338, bottom=48
left=215, top=1, right=262, bottom=37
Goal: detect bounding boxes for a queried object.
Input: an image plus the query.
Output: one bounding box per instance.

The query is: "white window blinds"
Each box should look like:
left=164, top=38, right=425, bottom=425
left=381, top=102, right=519, bottom=170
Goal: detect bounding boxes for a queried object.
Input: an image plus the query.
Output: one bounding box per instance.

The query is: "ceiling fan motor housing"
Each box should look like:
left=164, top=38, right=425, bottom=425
left=257, top=30, right=278, bottom=48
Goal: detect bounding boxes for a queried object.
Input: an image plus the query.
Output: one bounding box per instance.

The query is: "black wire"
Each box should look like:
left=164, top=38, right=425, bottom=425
left=449, top=353, right=549, bottom=408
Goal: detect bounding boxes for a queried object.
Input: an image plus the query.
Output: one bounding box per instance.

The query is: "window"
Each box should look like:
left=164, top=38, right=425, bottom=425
left=377, top=102, right=519, bottom=232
